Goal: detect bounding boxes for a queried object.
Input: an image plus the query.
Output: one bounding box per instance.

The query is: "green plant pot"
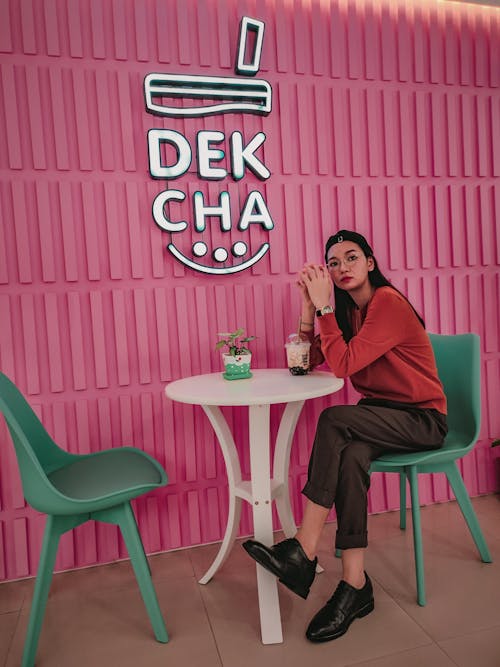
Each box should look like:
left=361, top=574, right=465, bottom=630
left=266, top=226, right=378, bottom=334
left=222, top=353, right=252, bottom=380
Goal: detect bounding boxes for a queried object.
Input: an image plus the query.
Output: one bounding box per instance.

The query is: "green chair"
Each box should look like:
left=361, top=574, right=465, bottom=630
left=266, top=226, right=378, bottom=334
left=0, top=372, right=169, bottom=667
left=336, top=333, right=492, bottom=605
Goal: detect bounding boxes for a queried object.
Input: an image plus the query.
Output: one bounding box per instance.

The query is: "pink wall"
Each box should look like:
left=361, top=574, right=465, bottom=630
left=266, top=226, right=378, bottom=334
left=0, top=0, right=499, bottom=582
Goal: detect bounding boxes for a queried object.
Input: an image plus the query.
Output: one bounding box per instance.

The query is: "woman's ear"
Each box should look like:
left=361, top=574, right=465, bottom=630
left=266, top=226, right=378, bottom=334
left=367, top=257, right=375, bottom=272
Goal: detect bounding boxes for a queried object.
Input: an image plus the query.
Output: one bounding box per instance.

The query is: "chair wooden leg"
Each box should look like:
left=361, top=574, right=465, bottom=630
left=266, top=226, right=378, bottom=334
left=399, top=472, right=407, bottom=530
left=407, top=466, right=426, bottom=606
left=94, top=503, right=168, bottom=643
left=22, top=514, right=85, bottom=667
left=445, top=462, right=492, bottom=563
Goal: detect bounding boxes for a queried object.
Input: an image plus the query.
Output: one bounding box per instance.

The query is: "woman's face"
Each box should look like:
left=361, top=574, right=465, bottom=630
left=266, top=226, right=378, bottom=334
left=326, top=241, right=374, bottom=292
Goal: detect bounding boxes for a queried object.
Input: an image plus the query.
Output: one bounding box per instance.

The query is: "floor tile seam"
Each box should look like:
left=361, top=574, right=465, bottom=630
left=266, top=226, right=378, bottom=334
left=186, top=544, right=210, bottom=580
left=152, top=571, right=199, bottom=585
left=0, top=610, right=20, bottom=620
left=435, top=620, right=500, bottom=644
left=192, top=578, right=225, bottom=667
left=0, top=608, right=22, bottom=616
left=0, top=551, right=194, bottom=587
left=27, top=564, right=199, bottom=600
left=3, top=608, right=22, bottom=667
left=342, top=640, right=460, bottom=667
left=119, top=548, right=200, bottom=582
left=369, top=573, right=438, bottom=642
left=20, top=571, right=200, bottom=612
left=42, top=580, right=148, bottom=604
left=150, top=567, right=199, bottom=585
left=0, top=586, right=28, bottom=616
left=434, top=641, right=470, bottom=666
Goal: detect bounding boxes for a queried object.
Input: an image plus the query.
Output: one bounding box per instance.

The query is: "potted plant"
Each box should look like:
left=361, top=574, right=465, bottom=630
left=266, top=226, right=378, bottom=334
left=215, top=328, right=255, bottom=380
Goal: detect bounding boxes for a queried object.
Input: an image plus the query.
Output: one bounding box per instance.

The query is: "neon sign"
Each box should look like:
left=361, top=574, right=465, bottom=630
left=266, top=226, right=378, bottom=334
left=144, top=17, right=275, bottom=275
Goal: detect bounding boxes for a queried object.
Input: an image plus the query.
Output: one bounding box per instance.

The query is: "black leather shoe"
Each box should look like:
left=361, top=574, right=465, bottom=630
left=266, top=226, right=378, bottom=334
left=306, top=572, right=374, bottom=642
left=242, top=537, right=317, bottom=599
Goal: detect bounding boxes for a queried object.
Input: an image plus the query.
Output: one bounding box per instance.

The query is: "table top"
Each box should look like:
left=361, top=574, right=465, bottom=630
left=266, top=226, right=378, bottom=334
left=165, top=368, right=344, bottom=407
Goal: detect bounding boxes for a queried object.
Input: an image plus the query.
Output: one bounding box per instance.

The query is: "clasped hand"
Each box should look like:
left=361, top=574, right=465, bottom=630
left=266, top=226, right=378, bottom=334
left=297, top=263, right=332, bottom=310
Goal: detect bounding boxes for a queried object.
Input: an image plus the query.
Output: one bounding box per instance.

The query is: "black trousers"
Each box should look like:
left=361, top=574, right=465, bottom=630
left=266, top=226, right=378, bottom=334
left=302, top=401, right=448, bottom=550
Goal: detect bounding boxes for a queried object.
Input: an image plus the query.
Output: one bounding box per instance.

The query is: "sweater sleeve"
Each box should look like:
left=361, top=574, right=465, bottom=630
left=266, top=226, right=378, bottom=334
left=296, top=329, right=325, bottom=370
left=309, top=334, right=325, bottom=370
left=317, top=288, right=415, bottom=378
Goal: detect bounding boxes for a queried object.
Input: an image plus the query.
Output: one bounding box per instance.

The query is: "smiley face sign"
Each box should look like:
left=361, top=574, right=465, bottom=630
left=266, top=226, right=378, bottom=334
left=144, top=17, right=275, bottom=275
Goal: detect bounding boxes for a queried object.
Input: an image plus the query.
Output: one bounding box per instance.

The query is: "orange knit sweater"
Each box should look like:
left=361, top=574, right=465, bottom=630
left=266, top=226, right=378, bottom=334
left=314, top=287, right=447, bottom=414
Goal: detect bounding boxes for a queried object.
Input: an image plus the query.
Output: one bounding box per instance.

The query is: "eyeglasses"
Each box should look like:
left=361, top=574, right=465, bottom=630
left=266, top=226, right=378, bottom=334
left=326, top=253, right=360, bottom=271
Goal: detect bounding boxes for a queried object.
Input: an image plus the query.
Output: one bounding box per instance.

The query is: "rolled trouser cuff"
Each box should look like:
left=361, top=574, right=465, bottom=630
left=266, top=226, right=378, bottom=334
left=302, top=481, right=334, bottom=509
left=335, top=531, right=368, bottom=550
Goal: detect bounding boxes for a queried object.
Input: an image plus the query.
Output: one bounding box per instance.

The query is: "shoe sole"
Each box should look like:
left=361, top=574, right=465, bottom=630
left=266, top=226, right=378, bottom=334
left=306, top=600, right=375, bottom=643
left=242, top=542, right=310, bottom=600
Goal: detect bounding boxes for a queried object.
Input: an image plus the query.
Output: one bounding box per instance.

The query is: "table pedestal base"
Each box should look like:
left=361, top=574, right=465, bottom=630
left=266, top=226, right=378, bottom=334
left=199, top=401, right=306, bottom=644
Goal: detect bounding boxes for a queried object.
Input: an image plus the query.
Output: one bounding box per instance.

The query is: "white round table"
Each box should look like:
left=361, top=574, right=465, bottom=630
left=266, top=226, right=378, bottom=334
left=165, top=368, right=344, bottom=645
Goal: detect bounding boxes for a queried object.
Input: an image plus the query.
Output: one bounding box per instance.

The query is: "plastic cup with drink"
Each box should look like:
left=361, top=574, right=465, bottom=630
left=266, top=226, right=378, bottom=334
left=285, top=333, right=311, bottom=375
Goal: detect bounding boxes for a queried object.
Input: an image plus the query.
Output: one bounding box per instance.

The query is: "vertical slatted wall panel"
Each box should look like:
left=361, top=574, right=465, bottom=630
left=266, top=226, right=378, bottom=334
left=0, top=0, right=498, bottom=581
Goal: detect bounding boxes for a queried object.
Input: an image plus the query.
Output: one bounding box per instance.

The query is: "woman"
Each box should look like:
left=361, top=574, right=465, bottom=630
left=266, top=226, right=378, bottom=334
left=243, top=230, right=448, bottom=643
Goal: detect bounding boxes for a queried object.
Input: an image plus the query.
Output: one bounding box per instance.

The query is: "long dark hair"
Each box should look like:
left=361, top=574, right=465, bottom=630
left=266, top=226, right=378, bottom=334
left=325, top=230, right=425, bottom=342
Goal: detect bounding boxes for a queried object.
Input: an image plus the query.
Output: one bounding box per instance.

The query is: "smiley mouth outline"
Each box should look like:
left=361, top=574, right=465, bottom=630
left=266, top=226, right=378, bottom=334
left=167, top=242, right=270, bottom=274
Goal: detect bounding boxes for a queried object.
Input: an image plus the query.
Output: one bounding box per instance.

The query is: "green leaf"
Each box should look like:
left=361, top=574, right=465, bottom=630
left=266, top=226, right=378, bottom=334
left=215, top=327, right=254, bottom=353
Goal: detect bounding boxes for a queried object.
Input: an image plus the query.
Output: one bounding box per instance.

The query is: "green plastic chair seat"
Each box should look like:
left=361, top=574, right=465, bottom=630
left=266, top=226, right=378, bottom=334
left=48, top=448, right=166, bottom=508
left=0, top=372, right=169, bottom=667
left=371, top=429, right=473, bottom=468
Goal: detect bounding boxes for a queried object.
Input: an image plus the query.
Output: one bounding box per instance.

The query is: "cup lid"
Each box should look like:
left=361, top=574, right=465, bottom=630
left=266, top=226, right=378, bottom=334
left=286, top=333, right=310, bottom=346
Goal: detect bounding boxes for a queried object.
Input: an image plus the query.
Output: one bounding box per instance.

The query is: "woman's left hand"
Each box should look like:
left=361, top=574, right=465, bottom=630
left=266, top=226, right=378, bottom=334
left=299, top=264, right=332, bottom=309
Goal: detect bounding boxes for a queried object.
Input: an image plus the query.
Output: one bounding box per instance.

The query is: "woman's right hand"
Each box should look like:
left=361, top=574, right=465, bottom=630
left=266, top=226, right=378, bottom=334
left=296, top=264, right=316, bottom=308
left=299, top=263, right=332, bottom=310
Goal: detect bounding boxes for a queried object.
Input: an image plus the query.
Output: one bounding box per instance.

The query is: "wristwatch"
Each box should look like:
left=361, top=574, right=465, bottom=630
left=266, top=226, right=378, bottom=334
left=316, top=305, right=334, bottom=317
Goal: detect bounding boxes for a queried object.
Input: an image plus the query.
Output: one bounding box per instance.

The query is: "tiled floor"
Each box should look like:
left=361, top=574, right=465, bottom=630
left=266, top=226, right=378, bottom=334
left=1, top=494, right=500, bottom=667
